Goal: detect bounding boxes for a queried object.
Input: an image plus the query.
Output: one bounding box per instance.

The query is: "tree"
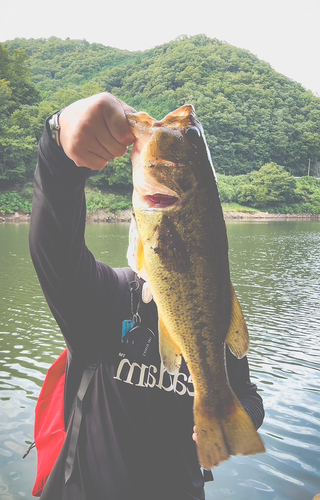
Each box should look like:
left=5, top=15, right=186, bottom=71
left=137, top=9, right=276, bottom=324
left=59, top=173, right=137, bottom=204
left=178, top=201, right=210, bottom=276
left=0, top=80, right=13, bottom=121
left=7, top=49, right=40, bottom=106
left=0, top=125, right=37, bottom=185
left=2, top=35, right=320, bottom=185
left=10, top=102, right=56, bottom=141
left=237, top=163, right=298, bottom=207
left=0, top=44, right=39, bottom=109
left=81, top=82, right=104, bottom=98
left=87, top=154, right=133, bottom=190
left=52, top=88, right=81, bottom=108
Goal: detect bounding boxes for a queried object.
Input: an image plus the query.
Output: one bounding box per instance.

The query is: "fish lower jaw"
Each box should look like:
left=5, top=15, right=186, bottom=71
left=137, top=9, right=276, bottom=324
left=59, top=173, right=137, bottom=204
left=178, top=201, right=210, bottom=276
left=142, top=193, right=180, bottom=209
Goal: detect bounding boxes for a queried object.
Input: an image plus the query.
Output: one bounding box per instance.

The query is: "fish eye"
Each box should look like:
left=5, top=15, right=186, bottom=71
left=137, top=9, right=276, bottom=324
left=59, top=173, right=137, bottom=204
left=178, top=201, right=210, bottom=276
left=185, top=127, right=200, bottom=143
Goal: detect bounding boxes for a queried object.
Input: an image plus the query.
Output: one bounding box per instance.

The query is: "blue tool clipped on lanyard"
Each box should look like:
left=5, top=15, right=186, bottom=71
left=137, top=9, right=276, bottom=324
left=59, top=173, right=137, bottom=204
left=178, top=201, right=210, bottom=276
left=122, top=319, right=136, bottom=339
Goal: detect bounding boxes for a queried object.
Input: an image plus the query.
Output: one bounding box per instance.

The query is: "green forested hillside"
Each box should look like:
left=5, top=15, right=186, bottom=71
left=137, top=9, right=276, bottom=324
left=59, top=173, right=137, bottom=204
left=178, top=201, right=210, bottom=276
left=1, top=34, right=320, bottom=190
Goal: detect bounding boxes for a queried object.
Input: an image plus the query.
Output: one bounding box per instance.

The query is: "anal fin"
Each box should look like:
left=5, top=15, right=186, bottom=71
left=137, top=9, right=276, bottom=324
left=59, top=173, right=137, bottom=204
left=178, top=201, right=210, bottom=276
left=158, top=316, right=182, bottom=375
left=226, top=282, right=250, bottom=359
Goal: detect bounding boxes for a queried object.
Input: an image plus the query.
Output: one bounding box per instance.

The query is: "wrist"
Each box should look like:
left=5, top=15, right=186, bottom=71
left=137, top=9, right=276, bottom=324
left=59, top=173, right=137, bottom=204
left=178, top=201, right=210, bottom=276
left=48, top=110, right=64, bottom=147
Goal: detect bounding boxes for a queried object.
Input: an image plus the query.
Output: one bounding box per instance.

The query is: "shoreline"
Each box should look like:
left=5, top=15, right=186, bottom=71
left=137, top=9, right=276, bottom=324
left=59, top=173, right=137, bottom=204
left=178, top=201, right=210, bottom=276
left=1, top=209, right=319, bottom=224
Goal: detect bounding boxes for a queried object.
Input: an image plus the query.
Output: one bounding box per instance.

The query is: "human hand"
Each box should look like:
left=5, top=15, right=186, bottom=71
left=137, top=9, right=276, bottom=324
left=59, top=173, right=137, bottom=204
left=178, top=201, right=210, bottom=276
left=59, top=93, right=136, bottom=170
left=192, top=426, right=198, bottom=443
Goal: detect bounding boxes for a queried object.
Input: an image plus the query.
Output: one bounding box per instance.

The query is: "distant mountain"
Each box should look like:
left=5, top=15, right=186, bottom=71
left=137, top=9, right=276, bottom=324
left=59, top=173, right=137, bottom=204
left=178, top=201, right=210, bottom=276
left=3, top=34, right=320, bottom=177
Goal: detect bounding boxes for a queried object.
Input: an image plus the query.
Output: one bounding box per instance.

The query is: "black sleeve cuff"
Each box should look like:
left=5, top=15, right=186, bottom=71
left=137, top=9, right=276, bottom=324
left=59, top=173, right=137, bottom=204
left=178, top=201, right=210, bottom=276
left=38, top=116, right=91, bottom=186
left=241, top=394, right=265, bottom=430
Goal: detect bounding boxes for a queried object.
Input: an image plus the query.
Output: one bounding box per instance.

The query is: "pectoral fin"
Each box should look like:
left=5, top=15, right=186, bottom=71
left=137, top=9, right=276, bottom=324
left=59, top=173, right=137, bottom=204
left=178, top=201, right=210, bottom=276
left=226, top=283, right=250, bottom=359
left=159, top=316, right=182, bottom=375
left=136, top=236, right=146, bottom=279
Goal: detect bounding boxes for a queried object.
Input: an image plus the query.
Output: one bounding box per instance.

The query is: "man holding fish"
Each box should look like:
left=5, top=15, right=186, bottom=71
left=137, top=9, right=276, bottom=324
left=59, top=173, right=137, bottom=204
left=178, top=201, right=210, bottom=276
left=29, top=92, right=265, bottom=499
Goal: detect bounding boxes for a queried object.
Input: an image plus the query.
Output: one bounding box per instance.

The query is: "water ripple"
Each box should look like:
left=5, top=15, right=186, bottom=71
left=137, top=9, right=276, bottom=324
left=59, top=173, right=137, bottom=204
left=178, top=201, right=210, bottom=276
left=1, top=222, right=320, bottom=500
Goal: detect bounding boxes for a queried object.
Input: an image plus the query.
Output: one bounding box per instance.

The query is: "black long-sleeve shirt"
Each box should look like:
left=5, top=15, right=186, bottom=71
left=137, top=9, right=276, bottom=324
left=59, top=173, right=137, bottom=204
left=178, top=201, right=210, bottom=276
left=29, top=120, right=264, bottom=500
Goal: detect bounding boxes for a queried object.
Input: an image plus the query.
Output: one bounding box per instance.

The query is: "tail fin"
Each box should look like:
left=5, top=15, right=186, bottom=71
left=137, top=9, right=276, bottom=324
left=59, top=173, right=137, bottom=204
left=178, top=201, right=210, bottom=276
left=194, top=393, right=265, bottom=470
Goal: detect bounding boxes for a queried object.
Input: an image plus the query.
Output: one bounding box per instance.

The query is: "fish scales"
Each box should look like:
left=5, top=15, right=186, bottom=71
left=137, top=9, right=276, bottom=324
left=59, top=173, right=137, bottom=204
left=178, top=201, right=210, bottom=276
left=127, top=105, right=265, bottom=469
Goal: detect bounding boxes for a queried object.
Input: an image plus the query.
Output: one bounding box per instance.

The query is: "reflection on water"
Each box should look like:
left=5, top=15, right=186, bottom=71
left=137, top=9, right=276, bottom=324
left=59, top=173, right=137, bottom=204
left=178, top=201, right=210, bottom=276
left=206, top=221, right=320, bottom=500
left=0, top=221, right=319, bottom=500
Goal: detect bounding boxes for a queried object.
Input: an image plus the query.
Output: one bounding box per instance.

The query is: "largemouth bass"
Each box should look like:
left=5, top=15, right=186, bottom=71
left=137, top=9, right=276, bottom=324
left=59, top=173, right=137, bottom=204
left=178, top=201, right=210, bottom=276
left=127, top=105, right=265, bottom=469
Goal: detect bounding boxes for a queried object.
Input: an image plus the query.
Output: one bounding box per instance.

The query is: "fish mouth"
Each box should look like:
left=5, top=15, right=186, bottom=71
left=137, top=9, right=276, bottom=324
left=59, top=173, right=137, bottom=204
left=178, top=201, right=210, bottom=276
left=133, top=163, right=181, bottom=210
left=144, top=193, right=179, bottom=208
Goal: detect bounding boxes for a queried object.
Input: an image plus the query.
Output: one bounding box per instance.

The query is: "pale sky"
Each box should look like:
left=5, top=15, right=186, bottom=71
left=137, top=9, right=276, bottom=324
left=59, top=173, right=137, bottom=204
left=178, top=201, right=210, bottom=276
left=1, top=0, right=320, bottom=97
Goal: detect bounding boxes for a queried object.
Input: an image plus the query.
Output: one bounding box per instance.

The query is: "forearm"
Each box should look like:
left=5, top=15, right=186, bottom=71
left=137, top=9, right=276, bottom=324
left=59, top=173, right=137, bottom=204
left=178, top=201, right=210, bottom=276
left=226, top=347, right=265, bottom=430
left=29, top=119, right=92, bottom=340
left=30, top=118, right=90, bottom=265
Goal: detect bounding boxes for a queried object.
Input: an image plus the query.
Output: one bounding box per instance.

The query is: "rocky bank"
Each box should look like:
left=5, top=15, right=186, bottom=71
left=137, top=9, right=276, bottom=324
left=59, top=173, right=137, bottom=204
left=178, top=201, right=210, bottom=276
left=1, top=209, right=319, bottom=224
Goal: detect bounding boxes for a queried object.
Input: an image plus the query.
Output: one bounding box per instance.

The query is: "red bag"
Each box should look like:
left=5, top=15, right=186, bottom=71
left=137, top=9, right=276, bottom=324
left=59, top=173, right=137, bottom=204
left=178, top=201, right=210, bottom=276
left=32, top=348, right=68, bottom=497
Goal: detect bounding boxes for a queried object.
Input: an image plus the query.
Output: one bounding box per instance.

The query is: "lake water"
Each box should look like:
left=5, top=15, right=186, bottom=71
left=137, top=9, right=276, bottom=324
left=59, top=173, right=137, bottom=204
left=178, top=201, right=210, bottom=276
left=0, top=220, right=319, bottom=500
